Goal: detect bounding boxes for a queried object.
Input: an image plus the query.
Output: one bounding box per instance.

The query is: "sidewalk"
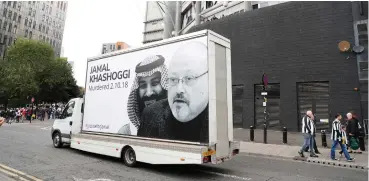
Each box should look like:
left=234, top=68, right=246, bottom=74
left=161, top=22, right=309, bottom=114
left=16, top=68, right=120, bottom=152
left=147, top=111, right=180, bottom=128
left=239, top=141, right=368, bottom=170
left=234, top=128, right=368, bottom=148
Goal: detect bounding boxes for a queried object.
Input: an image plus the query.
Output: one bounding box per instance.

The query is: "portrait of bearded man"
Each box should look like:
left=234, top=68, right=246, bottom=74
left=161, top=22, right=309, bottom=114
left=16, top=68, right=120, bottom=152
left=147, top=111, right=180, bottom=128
left=118, top=55, right=168, bottom=135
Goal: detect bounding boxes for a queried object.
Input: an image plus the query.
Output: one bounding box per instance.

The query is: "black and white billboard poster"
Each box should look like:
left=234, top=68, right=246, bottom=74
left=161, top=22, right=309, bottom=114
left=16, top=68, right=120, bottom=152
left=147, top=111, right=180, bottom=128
left=83, top=36, right=209, bottom=143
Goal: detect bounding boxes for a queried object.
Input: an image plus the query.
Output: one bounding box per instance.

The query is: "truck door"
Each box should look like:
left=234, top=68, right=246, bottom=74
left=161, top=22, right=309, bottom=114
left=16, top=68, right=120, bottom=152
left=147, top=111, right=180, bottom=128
left=59, top=101, right=76, bottom=139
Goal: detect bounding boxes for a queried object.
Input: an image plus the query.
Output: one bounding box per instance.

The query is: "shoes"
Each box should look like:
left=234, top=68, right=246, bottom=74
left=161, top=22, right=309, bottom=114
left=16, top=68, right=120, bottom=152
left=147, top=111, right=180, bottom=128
left=347, top=158, right=355, bottom=162
left=331, top=158, right=339, bottom=161
left=298, top=151, right=305, bottom=157
left=315, top=151, right=321, bottom=154
left=310, top=154, right=318, bottom=157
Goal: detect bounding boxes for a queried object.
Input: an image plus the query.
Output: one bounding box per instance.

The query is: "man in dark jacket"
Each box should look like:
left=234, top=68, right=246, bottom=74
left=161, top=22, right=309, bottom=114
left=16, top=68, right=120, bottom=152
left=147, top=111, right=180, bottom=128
left=347, top=112, right=363, bottom=153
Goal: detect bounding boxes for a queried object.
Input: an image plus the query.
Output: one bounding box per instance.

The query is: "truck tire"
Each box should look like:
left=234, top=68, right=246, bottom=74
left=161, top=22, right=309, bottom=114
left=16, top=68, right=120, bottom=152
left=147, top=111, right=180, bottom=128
left=52, top=132, right=63, bottom=148
left=122, top=147, right=136, bottom=167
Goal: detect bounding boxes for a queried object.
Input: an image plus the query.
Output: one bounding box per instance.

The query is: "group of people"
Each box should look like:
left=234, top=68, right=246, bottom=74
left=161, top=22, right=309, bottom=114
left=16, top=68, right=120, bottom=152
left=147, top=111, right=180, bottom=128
left=298, top=110, right=365, bottom=162
left=0, top=105, right=64, bottom=125
left=0, top=107, right=34, bottom=124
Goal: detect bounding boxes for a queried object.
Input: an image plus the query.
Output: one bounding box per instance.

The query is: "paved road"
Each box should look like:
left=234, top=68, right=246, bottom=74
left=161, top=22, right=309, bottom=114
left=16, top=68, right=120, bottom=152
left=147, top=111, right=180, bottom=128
left=0, top=121, right=367, bottom=181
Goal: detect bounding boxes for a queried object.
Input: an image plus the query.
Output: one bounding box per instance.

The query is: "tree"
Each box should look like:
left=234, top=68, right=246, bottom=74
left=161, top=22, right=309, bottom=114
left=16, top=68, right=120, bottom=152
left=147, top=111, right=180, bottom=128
left=0, top=38, right=79, bottom=107
left=37, top=57, right=80, bottom=103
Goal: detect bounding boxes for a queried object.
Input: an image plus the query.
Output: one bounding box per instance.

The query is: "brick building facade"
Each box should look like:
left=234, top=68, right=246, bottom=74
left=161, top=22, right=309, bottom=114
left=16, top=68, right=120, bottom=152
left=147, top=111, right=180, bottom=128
left=188, top=1, right=368, bottom=132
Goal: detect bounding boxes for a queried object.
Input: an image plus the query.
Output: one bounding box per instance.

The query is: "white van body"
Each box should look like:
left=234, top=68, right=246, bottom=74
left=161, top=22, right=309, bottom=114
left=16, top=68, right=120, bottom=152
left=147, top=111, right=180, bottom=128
left=51, top=30, right=240, bottom=166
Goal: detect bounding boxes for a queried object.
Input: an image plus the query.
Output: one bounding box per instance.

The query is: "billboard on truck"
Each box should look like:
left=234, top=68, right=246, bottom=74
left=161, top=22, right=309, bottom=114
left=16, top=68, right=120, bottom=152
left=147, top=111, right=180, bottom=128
left=83, top=36, right=209, bottom=143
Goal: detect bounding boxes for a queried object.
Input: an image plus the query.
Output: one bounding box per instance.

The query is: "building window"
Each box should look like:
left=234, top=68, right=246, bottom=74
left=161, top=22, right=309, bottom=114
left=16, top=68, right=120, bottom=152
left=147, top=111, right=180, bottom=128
left=32, top=10, right=36, bottom=17
left=8, top=10, right=12, bottom=19
left=252, top=4, right=260, bottom=10
left=3, top=21, right=7, bottom=30
left=17, top=3, right=21, bottom=11
left=8, top=37, right=12, bottom=46
left=13, top=12, right=17, bottom=21
left=3, top=35, right=7, bottom=45
left=8, top=23, right=12, bottom=32
left=12, top=1, right=16, bottom=8
left=25, top=30, right=28, bottom=37
left=254, top=84, right=281, bottom=129
left=0, top=20, right=2, bottom=29
left=42, top=25, right=45, bottom=33
left=29, top=19, right=32, bottom=28
left=297, top=82, right=330, bottom=131
left=3, top=8, right=7, bottom=17
left=42, top=15, right=45, bottom=22
left=117, top=45, right=121, bottom=50
left=29, top=31, right=32, bottom=39
left=233, top=85, right=244, bottom=128
left=63, top=3, right=66, bottom=11
left=57, top=1, right=60, bottom=8
left=7, top=1, right=11, bottom=6
left=28, top=8, right=32, bottom=16
left=46, top=5, right=49, bottom=13
left=13, top=25, right=17, bottom=34
left=24, top=18, right=28, bottom=26
left=61, top=2, right=63, bottom=10
left=33, top=21, right=36, bottom=29
left=42, top=3, right=45, bottom=10
left=18, top=15, right=21, bottom=23
left=354, top=20, right=368, bottom=80
left=49, top=7, right=52, bottom=14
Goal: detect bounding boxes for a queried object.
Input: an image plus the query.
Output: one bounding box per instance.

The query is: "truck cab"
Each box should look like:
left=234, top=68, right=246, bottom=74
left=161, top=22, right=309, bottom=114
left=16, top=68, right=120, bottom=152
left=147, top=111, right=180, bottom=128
left=51, top=98, right=83, bottom=148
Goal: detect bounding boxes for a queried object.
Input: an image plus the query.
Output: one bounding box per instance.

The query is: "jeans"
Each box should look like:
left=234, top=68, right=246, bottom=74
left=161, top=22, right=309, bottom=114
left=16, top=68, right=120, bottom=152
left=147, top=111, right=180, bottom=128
left=331, top=140, right=351, bottom=160
left=300, top=133, right=314, bottom=154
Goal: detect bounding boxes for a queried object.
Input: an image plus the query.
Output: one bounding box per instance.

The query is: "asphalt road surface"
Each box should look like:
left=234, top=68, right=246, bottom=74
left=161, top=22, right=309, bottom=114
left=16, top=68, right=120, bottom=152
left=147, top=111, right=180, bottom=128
left=0, top=120, right=367, bottom=181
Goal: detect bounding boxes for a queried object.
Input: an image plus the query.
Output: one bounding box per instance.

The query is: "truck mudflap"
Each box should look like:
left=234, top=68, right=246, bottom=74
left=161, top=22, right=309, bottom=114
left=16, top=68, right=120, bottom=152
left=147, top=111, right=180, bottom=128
left=201, top=141, right=240, bottom=164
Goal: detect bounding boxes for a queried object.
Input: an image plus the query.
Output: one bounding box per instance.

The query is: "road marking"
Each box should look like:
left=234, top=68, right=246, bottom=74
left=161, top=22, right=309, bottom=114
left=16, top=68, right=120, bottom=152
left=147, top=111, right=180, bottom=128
left=40, top=126, right=52, bottom=130
left=0, top=164, right=42, bottom=181
left=72, top=176, right=115, bottom=181
left=196, top=170, right=252, bottom=180
left=0, top=167, right=29, bottom=181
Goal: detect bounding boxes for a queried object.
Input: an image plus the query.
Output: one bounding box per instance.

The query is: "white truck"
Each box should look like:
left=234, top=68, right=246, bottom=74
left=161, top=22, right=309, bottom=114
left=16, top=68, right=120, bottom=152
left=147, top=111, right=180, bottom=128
left=51, top=30, right=239, bottom=167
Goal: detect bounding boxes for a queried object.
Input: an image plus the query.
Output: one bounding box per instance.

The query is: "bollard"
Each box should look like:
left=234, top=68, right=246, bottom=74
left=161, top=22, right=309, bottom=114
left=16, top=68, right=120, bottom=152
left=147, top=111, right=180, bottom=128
left=263, top=124, right=267, bottom=144
left=321, top=130, right=327, bottom=148
left=250, top=126, right=254, bottom=142
left=282, top=127, right=287, bottom=144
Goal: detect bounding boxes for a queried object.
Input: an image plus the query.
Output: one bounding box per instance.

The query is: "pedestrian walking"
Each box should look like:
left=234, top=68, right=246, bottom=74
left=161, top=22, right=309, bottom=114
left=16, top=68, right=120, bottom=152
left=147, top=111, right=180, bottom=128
left=330, top=113, right=354, bottom=161
left=298, top=110, right=318, bottom=157
left=347, top=112, right=363, bottom=153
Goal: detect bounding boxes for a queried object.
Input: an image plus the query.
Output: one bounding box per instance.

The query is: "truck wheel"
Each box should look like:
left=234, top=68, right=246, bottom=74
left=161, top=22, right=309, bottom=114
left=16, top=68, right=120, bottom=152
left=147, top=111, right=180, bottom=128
left=123, top=147, right=136, bottom=167
left=53, top=132, right=63, bottom=148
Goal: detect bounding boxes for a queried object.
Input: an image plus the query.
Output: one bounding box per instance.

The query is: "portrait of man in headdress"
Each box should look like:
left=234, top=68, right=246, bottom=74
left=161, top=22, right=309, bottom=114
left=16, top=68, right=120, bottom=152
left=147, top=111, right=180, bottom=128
left=117, top=55, right=168, bottom=135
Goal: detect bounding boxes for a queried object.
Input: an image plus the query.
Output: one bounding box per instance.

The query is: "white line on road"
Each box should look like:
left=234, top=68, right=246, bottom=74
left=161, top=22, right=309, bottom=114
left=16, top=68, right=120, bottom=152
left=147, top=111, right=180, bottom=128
left=196, top=170, right=252, bottom=180
left=72, top=176, right=115, bottom=181
left=40, top=126, right=52, bottom=130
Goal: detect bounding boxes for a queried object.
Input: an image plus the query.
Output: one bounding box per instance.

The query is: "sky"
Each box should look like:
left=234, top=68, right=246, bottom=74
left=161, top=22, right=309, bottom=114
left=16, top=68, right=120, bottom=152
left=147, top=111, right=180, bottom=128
left=62, top=0, right=147, bottom=87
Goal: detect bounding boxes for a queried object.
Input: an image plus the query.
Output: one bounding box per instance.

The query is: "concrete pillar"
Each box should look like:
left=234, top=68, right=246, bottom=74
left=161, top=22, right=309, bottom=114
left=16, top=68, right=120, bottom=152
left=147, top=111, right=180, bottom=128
left=163, top=1, right=176, bottom=39
left=244, top=1, right=252, bottom=11
left=174, top=1, right=182, bottom=36
left=195, top=1, right=201, bottom=26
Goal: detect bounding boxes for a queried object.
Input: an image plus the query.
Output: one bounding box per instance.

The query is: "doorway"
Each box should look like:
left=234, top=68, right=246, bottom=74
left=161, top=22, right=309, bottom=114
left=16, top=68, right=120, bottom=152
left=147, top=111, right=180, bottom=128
left=297, top=82, right=330, bottom=131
